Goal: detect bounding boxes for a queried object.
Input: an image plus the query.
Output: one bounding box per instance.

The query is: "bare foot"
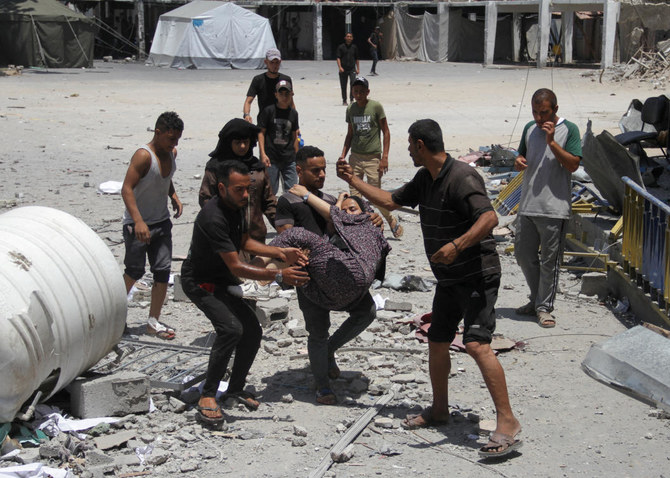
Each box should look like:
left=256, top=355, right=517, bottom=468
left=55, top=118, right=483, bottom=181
left=401, top=406, right=449, bottom=429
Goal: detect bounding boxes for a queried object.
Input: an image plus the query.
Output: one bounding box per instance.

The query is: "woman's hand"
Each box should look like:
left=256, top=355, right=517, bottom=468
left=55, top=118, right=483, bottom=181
left=289, top=184, right=308, bottom=198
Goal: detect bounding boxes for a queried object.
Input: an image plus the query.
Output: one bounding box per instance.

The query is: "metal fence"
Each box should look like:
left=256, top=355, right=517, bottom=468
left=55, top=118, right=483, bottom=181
left=621, top=176, right=670, bottom=315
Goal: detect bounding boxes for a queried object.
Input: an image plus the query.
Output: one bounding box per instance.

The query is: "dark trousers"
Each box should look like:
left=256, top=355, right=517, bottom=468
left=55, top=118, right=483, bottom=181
left=370, top=49, right=379, bottom=73
left=298, top=289, right=376, bottom=389
left=182, top=274, right=262, bottom=398
left=339, top=69, right=356, bottom=102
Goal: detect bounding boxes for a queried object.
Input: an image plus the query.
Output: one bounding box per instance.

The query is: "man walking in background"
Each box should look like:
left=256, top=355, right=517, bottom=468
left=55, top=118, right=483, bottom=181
left=336, top=32, right=360, bottom=106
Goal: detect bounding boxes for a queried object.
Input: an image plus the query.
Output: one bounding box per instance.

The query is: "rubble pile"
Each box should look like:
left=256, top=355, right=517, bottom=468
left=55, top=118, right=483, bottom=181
left=609, top=43, right=670, bottom=88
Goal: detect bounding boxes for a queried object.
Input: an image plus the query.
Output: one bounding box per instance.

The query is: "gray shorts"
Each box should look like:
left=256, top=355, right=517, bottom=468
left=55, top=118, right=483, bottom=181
left=123, top=219, right=172, bottom=283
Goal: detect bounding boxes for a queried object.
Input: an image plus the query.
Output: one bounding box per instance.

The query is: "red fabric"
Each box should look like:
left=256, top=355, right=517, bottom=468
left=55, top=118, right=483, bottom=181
left=198, top=282, right=216, bottom=293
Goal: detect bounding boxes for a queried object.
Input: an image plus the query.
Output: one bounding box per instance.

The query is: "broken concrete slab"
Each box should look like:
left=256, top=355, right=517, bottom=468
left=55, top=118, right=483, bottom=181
left=93, top=430, right=136, bottom=450
left=70, top=372, right=150, bottom=419
left=582, top=325, right=670, bottom=412
left=384, top=301, right=413, bottom=312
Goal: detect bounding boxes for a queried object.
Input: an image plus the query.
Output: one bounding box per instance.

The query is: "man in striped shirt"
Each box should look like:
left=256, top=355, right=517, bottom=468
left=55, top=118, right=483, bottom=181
left=337, top=119, right=522, bottom=458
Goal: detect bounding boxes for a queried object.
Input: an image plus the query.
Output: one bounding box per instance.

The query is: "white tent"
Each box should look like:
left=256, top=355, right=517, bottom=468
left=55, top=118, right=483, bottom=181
left=147, top=1, right=276, bottom=69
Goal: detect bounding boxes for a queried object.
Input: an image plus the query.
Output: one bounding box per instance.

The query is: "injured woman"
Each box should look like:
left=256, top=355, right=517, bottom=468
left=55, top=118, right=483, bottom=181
left=260, top=184, right=391, bottom=311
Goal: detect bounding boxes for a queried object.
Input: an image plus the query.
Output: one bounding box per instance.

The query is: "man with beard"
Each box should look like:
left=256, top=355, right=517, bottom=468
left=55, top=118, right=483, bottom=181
left=337, top=119, right=522, bottom=458
left=182, top=160, right=309, bottom=426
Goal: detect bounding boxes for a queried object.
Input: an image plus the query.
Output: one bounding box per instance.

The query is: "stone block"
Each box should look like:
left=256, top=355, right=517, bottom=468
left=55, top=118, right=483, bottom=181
left=172, top=274, right=188, bottom=302
left=70, top=372, right=150, bottom=418
left=580, top=271, right=609, bottom=298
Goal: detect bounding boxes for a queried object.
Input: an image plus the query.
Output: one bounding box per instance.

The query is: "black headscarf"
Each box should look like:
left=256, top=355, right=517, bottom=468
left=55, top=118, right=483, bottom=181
left=208, top=118, right=261, bottom=161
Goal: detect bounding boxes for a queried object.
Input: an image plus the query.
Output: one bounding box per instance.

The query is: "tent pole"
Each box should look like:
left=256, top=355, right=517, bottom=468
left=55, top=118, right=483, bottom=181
left=29, top=13, right=48, bottom=68
left=64, top=16, right=90, bottom=65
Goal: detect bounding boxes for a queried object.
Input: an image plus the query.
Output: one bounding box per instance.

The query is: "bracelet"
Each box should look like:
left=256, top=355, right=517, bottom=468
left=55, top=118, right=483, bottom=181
left=243, top=113, right=251, bottom=118
left=450, top=241, right=460, bottom=253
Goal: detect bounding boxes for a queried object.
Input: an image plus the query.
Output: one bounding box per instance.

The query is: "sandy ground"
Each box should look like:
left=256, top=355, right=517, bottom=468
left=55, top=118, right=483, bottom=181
left=1, top=60, right=669, bottom=477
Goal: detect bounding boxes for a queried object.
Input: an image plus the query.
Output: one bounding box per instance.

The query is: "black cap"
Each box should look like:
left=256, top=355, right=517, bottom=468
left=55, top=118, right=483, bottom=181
left=352, top=76, right=369, bottom=88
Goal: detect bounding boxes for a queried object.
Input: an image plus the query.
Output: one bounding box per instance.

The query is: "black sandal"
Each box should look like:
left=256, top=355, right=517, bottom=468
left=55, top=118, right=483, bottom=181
left=223, top=390, right=260, bottom=411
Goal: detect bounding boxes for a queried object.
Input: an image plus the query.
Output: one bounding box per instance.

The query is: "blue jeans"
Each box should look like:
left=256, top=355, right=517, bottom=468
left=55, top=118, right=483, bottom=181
left=297, top=288, right=376, bottom=389
left=268, top=160, right=298, bottom=195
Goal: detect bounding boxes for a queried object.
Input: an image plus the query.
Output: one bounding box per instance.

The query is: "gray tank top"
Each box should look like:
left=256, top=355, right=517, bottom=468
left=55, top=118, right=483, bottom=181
left=122, top=145, right=176, bottom=226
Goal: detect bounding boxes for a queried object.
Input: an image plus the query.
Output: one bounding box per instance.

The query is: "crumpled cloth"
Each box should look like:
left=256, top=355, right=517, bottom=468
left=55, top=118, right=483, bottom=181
left=380, top=273, right=433, bottom=292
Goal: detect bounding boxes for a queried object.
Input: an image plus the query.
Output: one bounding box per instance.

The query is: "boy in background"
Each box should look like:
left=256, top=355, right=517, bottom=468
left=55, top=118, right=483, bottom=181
left=258, top=80, right=300, bottom=195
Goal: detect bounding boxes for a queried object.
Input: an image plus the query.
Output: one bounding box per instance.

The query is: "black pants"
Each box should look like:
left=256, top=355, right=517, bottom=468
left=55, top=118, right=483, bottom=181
left=298, top=289, right=375, bottom=389
left=339, top=69, right=356, bottom=102
left=370, top=49, right=379, bottom=73
left=181, top=270, right=262, bottom=398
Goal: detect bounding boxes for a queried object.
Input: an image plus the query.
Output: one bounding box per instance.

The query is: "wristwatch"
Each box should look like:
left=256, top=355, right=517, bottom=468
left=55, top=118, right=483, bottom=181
left=275, top=271, right=283, bottom=284
left=243, top=113, right=251, bottom=118
left=302, top=193, right=310, bottom=203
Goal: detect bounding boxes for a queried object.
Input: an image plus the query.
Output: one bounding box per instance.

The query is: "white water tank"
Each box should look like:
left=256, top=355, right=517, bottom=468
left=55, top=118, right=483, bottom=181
left=0, top=206, right=127, bottom=421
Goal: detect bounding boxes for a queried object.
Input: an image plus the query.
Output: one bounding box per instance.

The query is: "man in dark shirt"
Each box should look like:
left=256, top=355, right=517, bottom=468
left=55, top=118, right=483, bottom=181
left=337, top=119, right=522, bottom=458
left=258, top=80, right=300, bottom=195
left=181, top=160, right=309, bottom=426
left=243, top=48, right=295, bottom=124
left=275, top=146, right=377, bottom=405
left=336, top=32, right=360, bottom=106
left=367, top=26, right=382, bottom=76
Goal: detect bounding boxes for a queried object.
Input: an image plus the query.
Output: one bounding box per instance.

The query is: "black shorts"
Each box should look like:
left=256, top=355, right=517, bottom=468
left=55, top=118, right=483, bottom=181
left=427, top=273, right=500, bottom=344
left=123, top=219, right=172, bottom=283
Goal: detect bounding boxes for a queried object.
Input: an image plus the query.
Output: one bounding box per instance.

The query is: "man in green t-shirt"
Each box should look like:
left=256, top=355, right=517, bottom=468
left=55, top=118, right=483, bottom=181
left=513, top=88, right=582, bottom=328
left=338, top=77, right=402, bottom=238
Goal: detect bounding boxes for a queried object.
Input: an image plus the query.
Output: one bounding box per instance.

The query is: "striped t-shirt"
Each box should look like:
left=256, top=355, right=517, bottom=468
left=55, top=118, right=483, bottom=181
left=392, top=156, right=500, bottom=286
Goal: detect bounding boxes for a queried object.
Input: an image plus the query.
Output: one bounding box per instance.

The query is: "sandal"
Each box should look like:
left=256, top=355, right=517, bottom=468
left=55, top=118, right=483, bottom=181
left=146, top=321, right=176, bottom=340
left=328, top=356, right=341, bottom=380
left=401, top=406, right=449, bottom=430
left=315, top=388, right=337, bottom=405
left=389, top=217, right=404, bottom=239
left=223, top=390, right=260, bottom=411
left=537, top=310, right=556, bottom=328
left=478, top=430, right=523, bottom=458
left=515, top=302, right=535, bottom=316
left=196, top=404, right=225, bottom=425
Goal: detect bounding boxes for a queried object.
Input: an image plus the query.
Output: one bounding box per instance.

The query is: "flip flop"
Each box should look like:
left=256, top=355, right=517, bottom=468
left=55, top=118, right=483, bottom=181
left=196, top=404, right=224, bottom=425
left=146, top=321, right=176, bottom=340
left=390, top=217, right=404, bottom=238
left=315, top=388, right=337, bottom=405
left=401, top=406, right=449, bottom=430
left=478, top=430, right=523, bottom=458
left=223, top=390, right=260, bottom=411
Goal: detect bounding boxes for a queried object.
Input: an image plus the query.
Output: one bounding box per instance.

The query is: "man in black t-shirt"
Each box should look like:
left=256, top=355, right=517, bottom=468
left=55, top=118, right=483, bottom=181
left=181, top=160, right=309, bottom=426
left=243, top=48, right=295, bottom=124
left=336, top=33, right=360, bottom=105
left=275, top=146, right=378, bottom=406
left=337, top=120, right=522, bottom=458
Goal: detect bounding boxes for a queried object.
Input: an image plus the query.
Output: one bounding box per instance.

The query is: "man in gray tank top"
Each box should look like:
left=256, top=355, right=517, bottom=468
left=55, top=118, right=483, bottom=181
left=513, top=89, right=582, bottom=328
left=121, top=111, right=184, bottom=339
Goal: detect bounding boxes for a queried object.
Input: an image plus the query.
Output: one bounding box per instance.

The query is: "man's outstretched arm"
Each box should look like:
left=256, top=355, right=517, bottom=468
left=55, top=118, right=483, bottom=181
left=337, top=159, right=399, bottom=211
